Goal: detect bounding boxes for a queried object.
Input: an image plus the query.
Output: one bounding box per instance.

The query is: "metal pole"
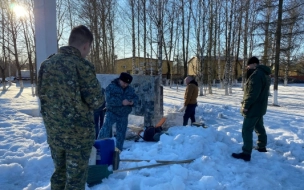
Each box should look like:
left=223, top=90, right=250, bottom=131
left=34, top=0, right=57, bottom=84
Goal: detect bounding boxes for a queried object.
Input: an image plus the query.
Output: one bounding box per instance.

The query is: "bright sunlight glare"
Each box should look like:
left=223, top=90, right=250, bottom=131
left=10, top=3, right=27, bottom=18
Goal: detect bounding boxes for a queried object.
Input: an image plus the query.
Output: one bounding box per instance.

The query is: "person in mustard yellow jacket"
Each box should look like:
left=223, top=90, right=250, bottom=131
left=180, top=76, right=199, bottom=126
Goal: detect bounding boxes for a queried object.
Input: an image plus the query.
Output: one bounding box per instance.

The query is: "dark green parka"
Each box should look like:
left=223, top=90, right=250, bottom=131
left=241, top=65, right=271, bottom=118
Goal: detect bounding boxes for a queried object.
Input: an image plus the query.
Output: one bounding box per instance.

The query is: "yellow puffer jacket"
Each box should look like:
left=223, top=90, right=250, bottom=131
left=184, top=80, right=198, bottom=106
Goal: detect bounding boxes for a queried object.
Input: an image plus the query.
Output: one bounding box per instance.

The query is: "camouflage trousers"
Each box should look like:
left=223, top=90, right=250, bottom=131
left=49, top=145, right=91, bottom=190
left=98, top=111, right=128, bottom=151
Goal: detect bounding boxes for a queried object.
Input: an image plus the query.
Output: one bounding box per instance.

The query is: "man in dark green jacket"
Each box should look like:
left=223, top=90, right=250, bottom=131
left=232, top=56, right=271, bottom=161
left=38, top=25, right=105, bottom=189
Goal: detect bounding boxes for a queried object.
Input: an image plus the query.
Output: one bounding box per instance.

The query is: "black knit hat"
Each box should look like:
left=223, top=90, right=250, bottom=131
left=119, top=72, right=133, bottom=84
left=247, top=56, right=260, bottom=65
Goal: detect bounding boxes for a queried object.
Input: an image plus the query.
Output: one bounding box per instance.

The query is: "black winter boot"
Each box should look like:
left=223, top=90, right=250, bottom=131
left=231, top=152, right=251, bottom=161
left=254, top=147, right=267, bottom=152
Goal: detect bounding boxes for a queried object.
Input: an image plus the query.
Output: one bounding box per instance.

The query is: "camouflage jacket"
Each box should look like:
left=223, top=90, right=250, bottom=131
left=105, top=78, right=139, bottom=117
left=241, top=65, right=271, bottom=118
left=37, top=46, right=104, bottom=150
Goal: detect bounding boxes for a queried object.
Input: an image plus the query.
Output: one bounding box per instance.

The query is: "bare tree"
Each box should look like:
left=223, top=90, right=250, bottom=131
left=142, top=0, right=147, bottom=74
left=162, top=0, right=178, bottom=83
left=130, top=0, right=136, bottom=74
left=281, top=0, right=304, bottom=86
left=79, top=1, right=100, bottom=72
left=56, top=0, right=66, bottom=45
left=0, top=1, right=8, bottom=90
left=191, top=0, right=208, bottom=96
left=78, top=0, right=117, bottom=74
left=108, top=1, right=117, bottom=74
left=217, top=0, right=224, bottom=89
left=273, top=0, right=283, bottom=106
left=21, top=0, right=36, bottom=95
left=233, top=1, right=242, bottom=91
left=181, top=0, right=192, bottom=79
left=157, top=0, right=163, bottom=86
left=207, top=0, right=214, bottom=94
left=213, top=0, right=219, bottom=89
left=241, top=0, right=250, bottom=89
left=8, top=3, right=25, bottom=88
left=137, top=1, right=140, bottom=73
left=262, top=0, right=275, bottom=67
left=223, top=0, right=234, bottom=95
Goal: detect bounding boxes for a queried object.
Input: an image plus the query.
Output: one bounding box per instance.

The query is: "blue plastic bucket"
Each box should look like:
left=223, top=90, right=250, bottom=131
left=94, top=138, right=115, bottom=165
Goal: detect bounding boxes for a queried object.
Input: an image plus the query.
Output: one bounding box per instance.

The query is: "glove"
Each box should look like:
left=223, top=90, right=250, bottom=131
left=179, top=106, right=186, bottom=112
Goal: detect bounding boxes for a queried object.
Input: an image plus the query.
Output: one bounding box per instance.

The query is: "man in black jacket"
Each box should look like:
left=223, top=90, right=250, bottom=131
left=232, top=57, right=271, bottom=161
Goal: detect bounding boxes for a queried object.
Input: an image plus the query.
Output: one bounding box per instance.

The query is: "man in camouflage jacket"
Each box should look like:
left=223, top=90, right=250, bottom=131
left=98, top=72, right=138, bottom=151
left=232, top=56, right=271, bottom=162
left=37, top=25, right=104, bottom=190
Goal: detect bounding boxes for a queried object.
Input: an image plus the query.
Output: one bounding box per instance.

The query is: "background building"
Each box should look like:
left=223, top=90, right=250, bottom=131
left=114, top=57, right=174, bottom=79
left=188, top=56, right=244, bottom=82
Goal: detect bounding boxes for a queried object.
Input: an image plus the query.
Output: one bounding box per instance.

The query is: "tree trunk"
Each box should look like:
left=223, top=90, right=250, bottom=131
left=1, top=5, right=7, bottom=91
left=182, top=0, right=187, bottom=78
left=273, top=0, right=283, bottom=106
left=10, top=17, right=23, bottom=88
left=262, top=0, right=272, bottom=67
left=131, top=0, right=136, bottom=74
left=143, top=0, right=147, bottom=75
left=242, top=0, right=250, bottom=90
left=224, top=0, right=233, bottom=95
left=22, top=20, right=35, bottom=95
left=157, top=0, right=163, bottom=117
left=207, top=0, right=213, bottom=95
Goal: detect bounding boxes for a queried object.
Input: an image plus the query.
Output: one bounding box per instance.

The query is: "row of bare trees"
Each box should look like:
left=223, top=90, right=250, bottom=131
left=1, top=0, right=304, bottom=104
left=120, top=0, right=304, bottom=105
left=0, top=0, right=36, bottom=89
left=55, top=0, right=117, bottom=74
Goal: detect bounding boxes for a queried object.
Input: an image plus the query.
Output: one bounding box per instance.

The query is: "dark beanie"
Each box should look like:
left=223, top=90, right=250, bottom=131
left=119, top=72, right=133, bottom=84
left=247, top=56, right=259, bottom=65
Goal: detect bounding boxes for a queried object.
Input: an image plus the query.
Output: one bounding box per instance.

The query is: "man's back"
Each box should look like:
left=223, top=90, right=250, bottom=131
left=38, top=46, right=104, bottom=149
left=184, top=81, right=198, bottom=106
left=242, top=65, right=271, bottom=117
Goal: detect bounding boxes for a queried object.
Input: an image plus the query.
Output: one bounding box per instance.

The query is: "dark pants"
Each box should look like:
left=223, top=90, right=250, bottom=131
left=98, top=111, right=128, bottom=151
left=242, top=116, right=267, bottom=154
left=183, top=103, right=197, bottom=126
left=94, top=105, right=105, bottom=139
left=49, top=145, right=91, bottom=190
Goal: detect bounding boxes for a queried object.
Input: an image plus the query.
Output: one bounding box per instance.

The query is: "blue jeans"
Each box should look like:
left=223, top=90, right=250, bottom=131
left=94, top=104, right=105, bottom=139
left=183, top=103, right=197, bottom=126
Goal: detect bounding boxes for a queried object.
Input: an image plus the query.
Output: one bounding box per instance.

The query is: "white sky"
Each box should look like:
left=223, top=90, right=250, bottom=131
left=0, top=81, right=303, bottom=190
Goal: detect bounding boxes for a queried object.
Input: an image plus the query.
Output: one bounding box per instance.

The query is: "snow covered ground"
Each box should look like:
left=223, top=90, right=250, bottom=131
left=0, top=81, right=303, bottom=190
